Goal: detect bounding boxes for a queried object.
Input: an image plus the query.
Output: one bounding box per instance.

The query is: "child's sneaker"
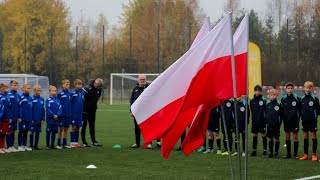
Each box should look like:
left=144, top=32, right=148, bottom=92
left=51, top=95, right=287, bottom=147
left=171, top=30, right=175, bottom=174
left=242, top=152, right=246, bottom=157
left=46, top=147, right=50, bottom=150
left=3, top=148, right=12, bottom=153
left=299, top=154, right=308, bottom=160
left=231, top=152, right=238, bottom=156
left=24, top=146, right=33, bottom=151
left=56, top=146, right=62, bottom=149
left=18, top=146, right=25, bottom=152
left=221, top=151, right=229, bottom=156
left=197, top=146, right=206, bottom=153
left=63, top=145, right=71, bottom=149
left=12, top=147, right=19, bottom=152
left=216, top=149, right=222, bottom=155
left=147, top=144, right=154, bottom=149
left=203, top=149, right=214, bottom=153
left=312, top=155, right=318, bottom=161
left=0, top=148, right=5, bottom=154
left=71, top=143, right=77, bottom=148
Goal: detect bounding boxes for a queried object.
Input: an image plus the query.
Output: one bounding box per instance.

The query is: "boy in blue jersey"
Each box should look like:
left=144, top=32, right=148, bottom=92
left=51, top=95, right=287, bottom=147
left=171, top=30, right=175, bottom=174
left=57, top=79, right=72, bottom=149
left=232, top=96, right=250, bottom=157
left=0, top=83, right=10, bottom=153
left=265, top=89, right=282, bottom=159
left=250, top=85, right=267, bottom=156
left=30, top=85, right=45, bottom=150
left=46, top=86, right=62, bottom=150
left=281, top=82, right=301, bottom=159
left=299, top=81, right=319, bottom=161
left=18, top=84, right=33, bottom=152
left=7, top=80, right=20, bottom=153
left=70, top=79, right=84, bottom=148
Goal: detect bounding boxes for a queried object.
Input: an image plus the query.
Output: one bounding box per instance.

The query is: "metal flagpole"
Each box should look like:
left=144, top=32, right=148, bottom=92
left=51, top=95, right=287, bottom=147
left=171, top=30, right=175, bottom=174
left=229, top=12, right=242, bottom=180
left=220, top=100, right=235, bottom=180
left=245, top=15, right=250, bottom=180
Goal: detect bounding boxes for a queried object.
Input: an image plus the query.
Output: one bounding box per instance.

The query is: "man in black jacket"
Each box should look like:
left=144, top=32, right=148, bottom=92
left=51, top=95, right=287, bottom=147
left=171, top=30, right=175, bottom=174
left=81, top=78, right=103, bottom=147
left=130, top=75, right=161, bottom=149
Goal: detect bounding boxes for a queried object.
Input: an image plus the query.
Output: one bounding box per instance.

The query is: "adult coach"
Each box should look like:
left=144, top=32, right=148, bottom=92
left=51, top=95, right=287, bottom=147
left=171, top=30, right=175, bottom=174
left=81, top=78, right=103, bottom=147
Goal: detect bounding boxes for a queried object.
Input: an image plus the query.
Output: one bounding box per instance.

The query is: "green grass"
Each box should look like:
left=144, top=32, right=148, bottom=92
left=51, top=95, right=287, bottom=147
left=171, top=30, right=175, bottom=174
left=1, top=104, right=320, bottom=180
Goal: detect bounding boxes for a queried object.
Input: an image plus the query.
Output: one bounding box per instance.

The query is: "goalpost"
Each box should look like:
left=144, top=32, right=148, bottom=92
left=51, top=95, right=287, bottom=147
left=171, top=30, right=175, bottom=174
left=110, top=73, right=159, bottom=105
left=0, top=74, right=50, bottom=99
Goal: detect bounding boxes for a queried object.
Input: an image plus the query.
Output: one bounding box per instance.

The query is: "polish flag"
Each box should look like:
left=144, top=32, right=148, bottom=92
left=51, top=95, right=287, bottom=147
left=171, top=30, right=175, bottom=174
left=131, top=14, right=234, bottom=158
left=181, top=15, right=249, bottom=156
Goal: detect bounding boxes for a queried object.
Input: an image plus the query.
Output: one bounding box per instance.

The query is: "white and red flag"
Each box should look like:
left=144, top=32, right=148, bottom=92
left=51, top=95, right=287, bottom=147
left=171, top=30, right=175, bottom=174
left=131, top=14, right=234, bottom=157
left=181, top=15, right=249, bottom=156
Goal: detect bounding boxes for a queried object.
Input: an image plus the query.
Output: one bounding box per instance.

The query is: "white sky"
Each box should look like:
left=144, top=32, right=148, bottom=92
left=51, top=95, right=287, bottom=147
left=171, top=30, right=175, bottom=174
left=63, top=0, right=268, bottom=26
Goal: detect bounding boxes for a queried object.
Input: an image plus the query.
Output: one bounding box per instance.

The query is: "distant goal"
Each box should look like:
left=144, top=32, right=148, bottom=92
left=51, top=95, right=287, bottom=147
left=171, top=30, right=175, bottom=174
left=109, top=73, right=159, bottom=105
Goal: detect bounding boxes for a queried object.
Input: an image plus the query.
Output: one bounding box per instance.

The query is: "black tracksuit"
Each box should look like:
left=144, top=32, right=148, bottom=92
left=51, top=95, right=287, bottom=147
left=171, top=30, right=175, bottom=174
left=221, top=99, right=234, bottom=151
left=250, top=95, right=267, bottom=133
left=81, top=82, right=102, bottom=144
left=130, top=83, right=148, bottom=147
left=234, top=100, right=250, bottom=151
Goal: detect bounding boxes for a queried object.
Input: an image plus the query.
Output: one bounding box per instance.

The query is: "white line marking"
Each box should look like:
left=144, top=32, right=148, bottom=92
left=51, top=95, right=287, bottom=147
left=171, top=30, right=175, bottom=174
left=294, top=175, right=320, bottom=180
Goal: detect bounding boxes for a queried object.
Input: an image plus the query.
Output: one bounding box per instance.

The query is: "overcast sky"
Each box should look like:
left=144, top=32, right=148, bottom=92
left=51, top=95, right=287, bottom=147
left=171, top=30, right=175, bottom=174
left=63, top=0, right=268, bottom=26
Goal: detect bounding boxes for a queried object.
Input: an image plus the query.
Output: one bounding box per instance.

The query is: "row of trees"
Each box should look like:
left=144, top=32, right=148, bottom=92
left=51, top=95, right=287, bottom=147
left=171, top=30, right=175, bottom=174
left=0, top=0, right=320, bottom=86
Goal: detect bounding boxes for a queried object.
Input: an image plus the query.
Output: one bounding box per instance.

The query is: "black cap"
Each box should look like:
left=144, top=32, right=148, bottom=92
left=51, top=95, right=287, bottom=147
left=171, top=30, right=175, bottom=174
left=254, top=85, right=262, bottom=91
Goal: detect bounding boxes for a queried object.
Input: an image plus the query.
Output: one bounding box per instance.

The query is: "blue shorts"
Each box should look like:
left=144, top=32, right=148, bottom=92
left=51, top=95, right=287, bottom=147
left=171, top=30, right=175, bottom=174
left=71, top=113, right=83, bottom=127
left=59, top=116, right=71, bottom=128
left=8, top=121, right=17, bottom=131
left=46, top=124, right=58, bottom=133
left=30, top=123, right=42, bottom=133
left=18, top=121, right=32, bottom=131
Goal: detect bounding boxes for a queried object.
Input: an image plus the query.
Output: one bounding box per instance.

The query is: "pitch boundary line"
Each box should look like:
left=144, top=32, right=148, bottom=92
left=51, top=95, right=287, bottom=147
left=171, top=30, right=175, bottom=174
left=294, top=175, right=320, bottom=180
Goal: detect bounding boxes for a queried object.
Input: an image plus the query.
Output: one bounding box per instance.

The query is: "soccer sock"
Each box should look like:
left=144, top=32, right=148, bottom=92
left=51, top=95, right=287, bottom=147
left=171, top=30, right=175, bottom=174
left=6, top=134, right=10, bottom=148
left=46, top=133, right=50, bottom=147
left=217, top=139, right=221, bottom=150
left=75, top=131, right=79, bottom=143
left=275, top=141, right=280, bottom=154
left=11, top=133, right=15, bottom=147
left=286, top=140, right=291, bottom=155
left=294, top=141, right=299, bottom=156
left=70, top=132, right=74, bottom=143
left=22, top=131, right=27, bottom=146
left=304, top=139, right=309, bottom=155
left=18, top=131, right=23, bottom=146
left=269, top=141, right=274, bottom=154
left=252, top=136, right=257, bottom=151
left=203, top=137, right=206, bottom=147
left=62, top=138, right=67, bottom=146
left=0, top=135, right=4, bottom=148
left=312, top=139, right=317, bottom=155
left=262, top=137, right=267, bottom=151
left=51, top=133, right=56, bottom=147
left=223, top=135, right=227, bottom=150
left=35, top=132, right=40, bottom=147
left=57, top=138, right=61, bottom=146
left=208, top=139, right=213, bottom=150
left=30, top=133, right=34, bottom=147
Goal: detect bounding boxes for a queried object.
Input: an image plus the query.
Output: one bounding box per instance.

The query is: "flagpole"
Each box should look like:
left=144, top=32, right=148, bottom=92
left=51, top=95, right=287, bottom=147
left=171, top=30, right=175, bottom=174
left=220, top=100, right=235, bottom=180
left=244, top=15, right=250, bottom=180
left=229, top=12, right=243, bottom=180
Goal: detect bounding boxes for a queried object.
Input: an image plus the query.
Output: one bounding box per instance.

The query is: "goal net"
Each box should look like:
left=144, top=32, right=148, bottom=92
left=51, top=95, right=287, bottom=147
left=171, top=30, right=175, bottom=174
left=110, top=73, right=159, bottom=105
left=0, top=74, right=50, bottom=99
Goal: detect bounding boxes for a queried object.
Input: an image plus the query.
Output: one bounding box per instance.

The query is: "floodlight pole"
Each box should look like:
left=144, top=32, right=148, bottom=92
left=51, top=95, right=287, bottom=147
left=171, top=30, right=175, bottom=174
left=24, top=27, right=27, bottom=73
left=229, top=12, right=242, bottom=180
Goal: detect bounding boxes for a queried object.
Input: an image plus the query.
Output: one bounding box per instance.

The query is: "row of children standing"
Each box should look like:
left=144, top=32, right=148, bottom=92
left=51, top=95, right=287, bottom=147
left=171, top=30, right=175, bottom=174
left=0, top=79, right=84, bottom=153
left=197, top=81, right=319, bottom=161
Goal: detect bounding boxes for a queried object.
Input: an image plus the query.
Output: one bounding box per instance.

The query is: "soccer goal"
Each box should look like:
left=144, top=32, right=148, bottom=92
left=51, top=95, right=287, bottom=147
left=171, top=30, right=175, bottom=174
left=110, top=73, right=159, bottom=105
left=0, top=74, right=50, bottom=99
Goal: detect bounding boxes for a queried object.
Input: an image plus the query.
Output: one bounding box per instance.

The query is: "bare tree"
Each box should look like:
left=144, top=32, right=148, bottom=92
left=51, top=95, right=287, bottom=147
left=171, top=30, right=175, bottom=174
left=224, top=0, right=241, bottom=16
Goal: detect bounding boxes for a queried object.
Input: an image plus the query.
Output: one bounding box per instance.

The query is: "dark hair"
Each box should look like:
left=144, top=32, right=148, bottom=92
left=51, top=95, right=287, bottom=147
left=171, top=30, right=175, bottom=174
left=254, top=85, right=262, bottom=91
left=285, top=82, right=294, bottom=88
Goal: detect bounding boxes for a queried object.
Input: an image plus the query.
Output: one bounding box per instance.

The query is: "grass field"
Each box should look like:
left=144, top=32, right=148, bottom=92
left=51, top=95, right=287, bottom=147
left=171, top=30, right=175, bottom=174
left=1, top=103, right=320, bottom=180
